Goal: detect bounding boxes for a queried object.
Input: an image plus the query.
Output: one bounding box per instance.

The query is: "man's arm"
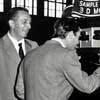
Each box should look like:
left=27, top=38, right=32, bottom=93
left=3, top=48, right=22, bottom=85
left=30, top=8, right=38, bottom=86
left=63, top=53, right=100, bottom=93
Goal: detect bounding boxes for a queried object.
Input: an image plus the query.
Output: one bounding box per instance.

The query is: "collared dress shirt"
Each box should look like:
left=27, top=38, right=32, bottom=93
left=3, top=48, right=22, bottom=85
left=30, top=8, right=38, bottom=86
left=8, top=32, right=26, bottom=55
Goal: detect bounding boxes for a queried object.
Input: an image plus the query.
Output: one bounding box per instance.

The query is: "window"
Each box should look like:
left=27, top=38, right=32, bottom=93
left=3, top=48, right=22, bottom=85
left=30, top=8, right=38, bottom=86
left=11, top=0, right=37, bottom=15
left=0, top=0, right=67, bottom=18
left=0, top=0, right=4, bottom=12
left=44, top=0, right=67, bottom=18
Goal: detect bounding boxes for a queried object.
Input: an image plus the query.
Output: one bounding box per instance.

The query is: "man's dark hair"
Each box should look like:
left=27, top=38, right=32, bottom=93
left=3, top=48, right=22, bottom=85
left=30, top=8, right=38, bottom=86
left=6, top=7, right=29, bottom=21
left=53, top=18, right=80, bottom=38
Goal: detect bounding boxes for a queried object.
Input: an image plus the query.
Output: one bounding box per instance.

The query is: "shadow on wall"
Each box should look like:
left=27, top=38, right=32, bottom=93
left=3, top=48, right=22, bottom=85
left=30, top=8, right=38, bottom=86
left=27, top=16, right=57, bottom=45
left=0, top=13, right=9, bottom=38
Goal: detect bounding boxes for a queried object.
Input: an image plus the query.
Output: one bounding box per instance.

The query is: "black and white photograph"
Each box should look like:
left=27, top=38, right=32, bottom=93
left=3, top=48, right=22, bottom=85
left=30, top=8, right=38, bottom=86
left=0, top=0, right=100, bottom=100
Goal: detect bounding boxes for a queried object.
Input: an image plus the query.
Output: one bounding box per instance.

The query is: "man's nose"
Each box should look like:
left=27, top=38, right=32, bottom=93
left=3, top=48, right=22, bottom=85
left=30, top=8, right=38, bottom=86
left=27, top=24, right=31, bottom=29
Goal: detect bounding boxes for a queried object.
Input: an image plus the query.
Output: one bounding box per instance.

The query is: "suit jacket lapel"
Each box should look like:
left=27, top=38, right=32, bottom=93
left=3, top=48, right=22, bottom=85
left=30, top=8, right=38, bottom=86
left=3, top=34, right=20, bottom=63
left=3, top=35, right=36, bottom=61
left=25, top=39, right=33, bottom=53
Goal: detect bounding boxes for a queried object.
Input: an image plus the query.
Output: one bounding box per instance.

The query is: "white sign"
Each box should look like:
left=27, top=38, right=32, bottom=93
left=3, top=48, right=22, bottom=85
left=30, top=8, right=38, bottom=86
left=72, top=0, right=100, bottom=17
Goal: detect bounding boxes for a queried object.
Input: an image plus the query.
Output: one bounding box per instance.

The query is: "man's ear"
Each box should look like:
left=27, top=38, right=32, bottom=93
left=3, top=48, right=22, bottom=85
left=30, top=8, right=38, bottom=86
left=8, top=20, right=15, bottom=28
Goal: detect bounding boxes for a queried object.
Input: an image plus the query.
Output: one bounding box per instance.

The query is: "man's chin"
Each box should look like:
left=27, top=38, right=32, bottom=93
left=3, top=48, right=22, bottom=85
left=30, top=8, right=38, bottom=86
left=22, top=33, right=28, bottom=38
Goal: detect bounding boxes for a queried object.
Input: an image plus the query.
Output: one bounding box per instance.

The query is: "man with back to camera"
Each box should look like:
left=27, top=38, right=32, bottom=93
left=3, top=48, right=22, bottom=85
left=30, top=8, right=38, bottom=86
left=0, top=7, right=39, bottom=100
left=16, top=18, right=100, bottom=100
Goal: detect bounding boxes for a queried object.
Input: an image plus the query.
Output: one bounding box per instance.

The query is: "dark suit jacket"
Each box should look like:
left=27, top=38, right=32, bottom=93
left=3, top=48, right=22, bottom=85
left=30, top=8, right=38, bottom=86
left=0, top=34, right=38, bottom=100
left=17, top=39, right=100, bottom=100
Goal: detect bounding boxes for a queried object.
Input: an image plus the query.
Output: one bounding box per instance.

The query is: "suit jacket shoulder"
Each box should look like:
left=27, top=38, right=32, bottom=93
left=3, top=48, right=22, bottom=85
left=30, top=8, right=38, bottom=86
left=25, top=39, right=39, bottom=49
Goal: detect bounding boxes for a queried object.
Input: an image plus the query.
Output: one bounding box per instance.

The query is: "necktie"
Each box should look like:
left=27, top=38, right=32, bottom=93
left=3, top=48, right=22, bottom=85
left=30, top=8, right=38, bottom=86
left=18, top=43, right=24, bottom=60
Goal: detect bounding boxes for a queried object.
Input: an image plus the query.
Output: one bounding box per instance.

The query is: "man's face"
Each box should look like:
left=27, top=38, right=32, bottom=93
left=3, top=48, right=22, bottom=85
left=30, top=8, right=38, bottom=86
left=11, top=11, right=31, bottom=40
left=57, top=26, right=66, bottom=36
left=66, top=30, right=80, bottom=49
